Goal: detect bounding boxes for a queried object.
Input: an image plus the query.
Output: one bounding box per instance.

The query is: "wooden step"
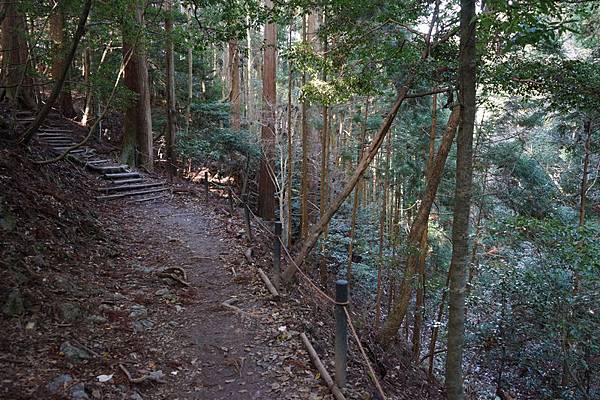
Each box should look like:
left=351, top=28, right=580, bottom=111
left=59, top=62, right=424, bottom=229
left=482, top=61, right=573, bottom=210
left=88, top=164, right=129, bottom=173
left=99, top=182, right=164, bottom=193
left=45, top=140, right=75, bottom=145
left=85, top=159, right=110, bottom=166
left=44, top=138, right=74, bottom=142
left=111, top=178, right=145, bottom=185
left=39, top=129, right=72, bottom=133
left=54, top=148, right=86, bottom=154
left=103, top=172, right=140, bottom=179
left=127, top=194, right=168, bottom=203
left=42, top=134, right=72, bottom=138
left=96, top=187, right=169, bottom=200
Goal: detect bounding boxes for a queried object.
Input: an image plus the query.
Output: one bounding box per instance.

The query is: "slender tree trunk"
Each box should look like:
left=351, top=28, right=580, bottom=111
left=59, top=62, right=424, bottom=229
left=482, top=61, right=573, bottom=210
left=257, top=0, right=277, bottom=220
left=49, top=5, right=76, bottom=118
left=375, top=130, right=391, bottom=329
left=165, top=0, right=177, bottom=178
left=121, top=0, right=153, bottom=170
left=428, top=270, right=450, bottom=381
left=186, top=8, right=193, bottom=135
left=82, top=47, right=93, bottom=126
left=286, top=23, right=294, bottom=246
left=378, top=105, right=460, bottom=345
left=300, top=14, right=310, bottom=240
left=229, top=39, right=241, bottom=131
left=445, top=0, right=476, bottom=397
left=318, top=18, right=330, bottom=285
left=246, top=14, right=254, bottom=128
left=412, top=94, right=438, bottom=361
left=579, top=119, right=592, bottom=226
left=347, top=99, right=369, bottom=283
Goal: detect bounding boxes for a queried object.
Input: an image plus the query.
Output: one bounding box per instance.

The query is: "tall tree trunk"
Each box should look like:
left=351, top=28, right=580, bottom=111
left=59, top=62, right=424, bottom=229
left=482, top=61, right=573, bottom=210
left=579, top=118, right=592, bottom=226
left=82, top=47, right=93, bottom=126
left=257, top=0, right=277, bottom=220
left=412, top=94, right=438, bottom=361
left=229, top=39, right=241, bottom=131
left=1, top=1, right=36, bottom=109
left=318, top=17, right=330, bottom=285
left=300, top=14, right=310, bottom=240
left=445, top=0, right=476, bottom=397
left=49, top=5, right=76, bottom=118
left=121, top=0, right=153, bottom=170
left=286, top=23, right=294, bottom=246
left=186, top=7, right=193, bottom=134
left=378, top=105, right=461, bottom=345
left=375, top=130, right=391, bottom=329
left=165, top=0, right=177, bottom=178
left=347, top=99, right=369, bottom=283
left=245, top=14, right=254, bottom=128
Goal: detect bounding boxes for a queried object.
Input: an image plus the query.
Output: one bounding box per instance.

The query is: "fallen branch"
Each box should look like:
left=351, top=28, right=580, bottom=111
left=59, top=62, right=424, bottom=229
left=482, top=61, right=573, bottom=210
left=300, top=333, right=346, bottom=400
left=258, top=268, right=279, bottom=298
left=118, top=363, right=166, bottom=384
left=221, top=298, right=256, bottom=318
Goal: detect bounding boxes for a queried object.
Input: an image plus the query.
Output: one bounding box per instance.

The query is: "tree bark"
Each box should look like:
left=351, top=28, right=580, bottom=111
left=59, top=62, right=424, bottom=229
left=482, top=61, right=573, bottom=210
left=121, top=0, right=153, bottom=171
left=257, top=0, right=277, bottom=220
left=378, top=104, right=460, bottom=346
left=229, top=39, right=241, bottom=131
left=445, top=0, right=476, bottom=397
left=165, top=0, right=177, bottom=178
left=286, top=23, right=294, bottom=246
left=49, top=5, right=76, bottom=118
left=1, top=1, right=36, bottom=110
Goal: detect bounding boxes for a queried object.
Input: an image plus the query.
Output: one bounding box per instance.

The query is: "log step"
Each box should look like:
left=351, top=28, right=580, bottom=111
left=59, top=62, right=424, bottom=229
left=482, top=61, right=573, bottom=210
left=39, top=129, right=72, bottom=133
left=103, top=172, right=141, bottom=179
left=39, top=133, right=71, bottom=138
left=88, top=164, right=128, bottom=173
left=111, top=178, right=145, bottom=185
left=99, top=182, right=164, bottom=193
left=127, top=194, right=168, bottom=203
left=44, top=138, right=74, bottom=143
left=96, top=187, right=169, bottom=200
left=85, top=159, right=110, bottom=166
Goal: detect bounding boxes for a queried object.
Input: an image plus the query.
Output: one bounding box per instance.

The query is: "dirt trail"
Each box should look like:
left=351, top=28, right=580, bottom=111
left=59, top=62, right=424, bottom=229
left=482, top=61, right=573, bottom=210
left=116, top=195, right=330, bottom=400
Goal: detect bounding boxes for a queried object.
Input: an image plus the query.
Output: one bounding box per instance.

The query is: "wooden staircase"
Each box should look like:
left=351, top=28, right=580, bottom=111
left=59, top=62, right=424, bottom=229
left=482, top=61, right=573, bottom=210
left=18, top=111, right=169, bottom=202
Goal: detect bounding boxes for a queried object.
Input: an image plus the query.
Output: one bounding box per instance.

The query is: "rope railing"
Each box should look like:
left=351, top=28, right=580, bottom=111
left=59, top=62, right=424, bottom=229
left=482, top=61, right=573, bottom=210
left=205, top=181, right=387, bottom=400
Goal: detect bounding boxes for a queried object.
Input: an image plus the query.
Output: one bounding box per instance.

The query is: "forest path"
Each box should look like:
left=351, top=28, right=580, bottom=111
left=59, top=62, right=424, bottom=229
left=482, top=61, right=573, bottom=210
left=117, top=194, right=329, bottom=400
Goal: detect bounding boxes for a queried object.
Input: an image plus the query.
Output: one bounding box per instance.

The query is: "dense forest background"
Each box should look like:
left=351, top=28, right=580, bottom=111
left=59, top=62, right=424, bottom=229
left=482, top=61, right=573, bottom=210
left=1, top=0, right=600, bottom=399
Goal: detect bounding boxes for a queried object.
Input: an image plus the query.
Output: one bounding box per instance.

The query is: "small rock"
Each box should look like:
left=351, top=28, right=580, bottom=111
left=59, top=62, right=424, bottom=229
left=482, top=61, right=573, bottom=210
left=46, top=374, right=73, bottom=394
left=60, top=341, right=90, bottom=362
left=70, top=383, right=90, bottom=400
left=58, top=302, right=83, bottom=322
left=133, top=319, right=154, bottom=333
left=148, top=370, right=165, bottom=382
left=155, top=288, right=170, bottom=296
left=129, top=305, right=147, bottom=320
left=87, top=315, right=107, bottom=324
left=3, top=288, right=24, bottom=316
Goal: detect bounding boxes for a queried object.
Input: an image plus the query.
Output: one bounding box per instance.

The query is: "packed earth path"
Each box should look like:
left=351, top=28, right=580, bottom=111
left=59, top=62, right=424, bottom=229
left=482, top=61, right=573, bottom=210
left=87, top=193, right=340, bottom=400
